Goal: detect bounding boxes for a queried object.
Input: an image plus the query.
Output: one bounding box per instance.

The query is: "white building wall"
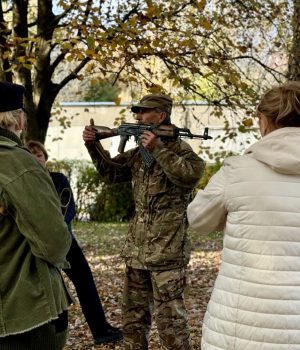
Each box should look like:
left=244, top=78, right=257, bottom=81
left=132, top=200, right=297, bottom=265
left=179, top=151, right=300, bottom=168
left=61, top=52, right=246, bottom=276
left=45, top=102, right=258, bottom=162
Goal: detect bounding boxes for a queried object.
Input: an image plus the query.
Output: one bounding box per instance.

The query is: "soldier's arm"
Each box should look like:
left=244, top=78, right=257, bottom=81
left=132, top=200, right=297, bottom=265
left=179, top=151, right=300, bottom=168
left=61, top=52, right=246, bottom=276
left=85, top=142, right=135, bottom=183
left=151, top=140, right=205, bottom=188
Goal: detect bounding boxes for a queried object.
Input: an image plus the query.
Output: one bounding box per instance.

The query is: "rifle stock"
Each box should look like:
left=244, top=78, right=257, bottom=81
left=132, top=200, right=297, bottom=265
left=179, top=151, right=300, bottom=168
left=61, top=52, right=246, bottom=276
left=92, top=125, right=119, bottom=141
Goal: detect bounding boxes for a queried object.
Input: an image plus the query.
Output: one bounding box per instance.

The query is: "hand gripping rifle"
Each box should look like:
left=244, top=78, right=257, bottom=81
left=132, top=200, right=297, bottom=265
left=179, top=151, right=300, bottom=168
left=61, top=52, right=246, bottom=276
left=90, top=118, right=212, bottom=167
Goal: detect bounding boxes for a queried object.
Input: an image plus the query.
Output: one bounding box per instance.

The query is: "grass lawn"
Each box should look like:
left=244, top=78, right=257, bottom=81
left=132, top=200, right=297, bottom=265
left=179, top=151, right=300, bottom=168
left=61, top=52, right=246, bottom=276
left=63, top=222, right=222, bottom=350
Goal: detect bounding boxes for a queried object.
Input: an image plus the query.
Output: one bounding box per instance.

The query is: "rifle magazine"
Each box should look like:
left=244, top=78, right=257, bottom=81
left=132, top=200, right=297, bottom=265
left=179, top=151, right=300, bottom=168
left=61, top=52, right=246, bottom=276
left=139, top=145, right=156, bottom=168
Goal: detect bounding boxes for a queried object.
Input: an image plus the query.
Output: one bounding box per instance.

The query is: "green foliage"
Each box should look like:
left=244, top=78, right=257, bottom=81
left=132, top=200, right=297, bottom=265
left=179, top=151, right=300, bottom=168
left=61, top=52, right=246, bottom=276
left=47, top=159, right=74, bottom=180
left=89, top=182, right=135, bottom=222
left=74, top=162, right=103, bottom=221
left=198, top=161, right=223, bottom=189
left=198, top=149, right=240, bottom=190
left=47, top=160, right=101, bottom=220
left=48, top=159, right=135, bottom=222
left=83, top=79, right=120, bottom=102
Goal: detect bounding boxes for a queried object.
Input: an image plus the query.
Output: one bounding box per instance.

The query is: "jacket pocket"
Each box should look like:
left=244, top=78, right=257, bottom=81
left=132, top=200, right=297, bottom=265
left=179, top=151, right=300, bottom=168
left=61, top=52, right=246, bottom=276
left=147, top=167, right=169, bottom=196
left=151, top=268, right=186, bottom=301
left=144, top=223, right=189, bottom=268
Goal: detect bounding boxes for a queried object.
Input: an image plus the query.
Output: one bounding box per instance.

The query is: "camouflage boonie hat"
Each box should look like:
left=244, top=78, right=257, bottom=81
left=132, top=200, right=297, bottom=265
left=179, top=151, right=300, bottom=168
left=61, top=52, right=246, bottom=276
left=131, top=94, right=173, bottom=114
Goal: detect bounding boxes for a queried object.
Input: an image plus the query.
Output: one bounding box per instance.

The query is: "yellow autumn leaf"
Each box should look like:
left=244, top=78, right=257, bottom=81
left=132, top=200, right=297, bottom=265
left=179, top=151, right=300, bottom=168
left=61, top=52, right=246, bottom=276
left=242, top=118, right=254, bottom=127
left=200, top=17, right=212, bottom=30
left=114, top=97, right=121, bottom=106
left=90, top=79, right=98, bottom=87
left=3, top=51, right=10, bottom=59
left=146, top=6, right=157, bottom=18
left=87, top=36, right=95, bottom=50
left=197, top=0, right=207, bottom=10
left=85, top=49, right=95, bottom=56
left=238, top=46, right=248, bottom=53
left=66, top=55, right=73, bottom=62
left=23, top=64, right=32, bottom=70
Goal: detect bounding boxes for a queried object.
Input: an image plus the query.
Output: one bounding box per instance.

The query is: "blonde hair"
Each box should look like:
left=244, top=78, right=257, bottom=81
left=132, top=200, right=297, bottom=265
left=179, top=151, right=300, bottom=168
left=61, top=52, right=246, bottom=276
left=26, top=140, right=48, bottom=161
left=0, top=109, right=24, bottom=129
left=257, top=81, right=300, bottom=128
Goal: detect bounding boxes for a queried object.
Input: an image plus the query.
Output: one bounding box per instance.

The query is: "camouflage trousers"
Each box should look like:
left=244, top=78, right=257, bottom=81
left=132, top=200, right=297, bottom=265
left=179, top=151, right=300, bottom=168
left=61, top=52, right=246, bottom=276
left=122, top=266, right=191, bottom=350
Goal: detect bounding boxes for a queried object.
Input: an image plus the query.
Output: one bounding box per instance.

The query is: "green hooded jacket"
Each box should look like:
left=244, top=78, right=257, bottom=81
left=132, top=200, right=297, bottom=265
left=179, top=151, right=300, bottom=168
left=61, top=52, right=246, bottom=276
left=0, top=130, right=72, bottom=337
left=86, top=138, right=204, bottom=271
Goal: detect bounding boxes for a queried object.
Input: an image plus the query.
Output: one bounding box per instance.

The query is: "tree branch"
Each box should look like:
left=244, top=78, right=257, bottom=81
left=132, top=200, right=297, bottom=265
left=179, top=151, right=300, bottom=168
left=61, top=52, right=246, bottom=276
left=216, top=54, right=287, bottom=80
left=76, top=0, right=93, bottom=38
left=57, top=56, right=91, bottom=90
left=53, top=0, right=80, bottom=26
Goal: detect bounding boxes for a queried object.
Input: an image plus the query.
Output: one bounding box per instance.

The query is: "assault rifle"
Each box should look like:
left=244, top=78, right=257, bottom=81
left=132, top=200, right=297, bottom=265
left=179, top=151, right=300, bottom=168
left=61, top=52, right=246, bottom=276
left=90, top=118, right=212, bottom=167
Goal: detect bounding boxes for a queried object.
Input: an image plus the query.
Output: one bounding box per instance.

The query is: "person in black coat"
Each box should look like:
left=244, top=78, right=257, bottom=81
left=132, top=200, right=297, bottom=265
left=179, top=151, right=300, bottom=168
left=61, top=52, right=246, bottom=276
left=26, top=140, right=123, bottom=346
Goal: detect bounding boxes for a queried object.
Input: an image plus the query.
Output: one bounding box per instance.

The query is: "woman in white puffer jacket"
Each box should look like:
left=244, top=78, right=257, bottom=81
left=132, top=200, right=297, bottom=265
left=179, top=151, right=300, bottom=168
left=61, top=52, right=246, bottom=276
left=187, top=81, right=300, bottom=350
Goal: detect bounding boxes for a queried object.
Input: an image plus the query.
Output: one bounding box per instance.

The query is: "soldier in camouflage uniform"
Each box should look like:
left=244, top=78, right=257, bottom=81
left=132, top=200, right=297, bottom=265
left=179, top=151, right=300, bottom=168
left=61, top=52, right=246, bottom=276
left=82, top=94, right=205, bottom=350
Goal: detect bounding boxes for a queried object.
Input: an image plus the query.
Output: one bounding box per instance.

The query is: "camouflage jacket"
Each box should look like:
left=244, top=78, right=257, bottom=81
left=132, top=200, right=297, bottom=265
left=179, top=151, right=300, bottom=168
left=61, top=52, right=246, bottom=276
left=86, top=139, right=204, bottom=271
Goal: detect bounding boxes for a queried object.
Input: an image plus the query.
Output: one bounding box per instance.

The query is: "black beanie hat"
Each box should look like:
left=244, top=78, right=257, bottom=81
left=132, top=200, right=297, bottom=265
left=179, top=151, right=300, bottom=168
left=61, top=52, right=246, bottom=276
left=0, top=81, right=25, bottom=112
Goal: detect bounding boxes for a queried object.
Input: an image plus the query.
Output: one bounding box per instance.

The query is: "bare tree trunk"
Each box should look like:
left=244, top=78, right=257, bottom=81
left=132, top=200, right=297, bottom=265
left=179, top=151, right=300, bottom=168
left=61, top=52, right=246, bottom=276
left=13, top=0, right=60, bottom=142
left=25, top=83, right=60, bottom=142
left=288, top=0, right=300, bottom=80
left=0, top=2, right=13, bottom=82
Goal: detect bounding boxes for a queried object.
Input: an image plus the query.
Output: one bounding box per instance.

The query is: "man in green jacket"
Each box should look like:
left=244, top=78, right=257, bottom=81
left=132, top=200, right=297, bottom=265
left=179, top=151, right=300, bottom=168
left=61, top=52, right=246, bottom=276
left=83, top=93, right=204, bottom=349
left=0, top=81, right=72, bottom=350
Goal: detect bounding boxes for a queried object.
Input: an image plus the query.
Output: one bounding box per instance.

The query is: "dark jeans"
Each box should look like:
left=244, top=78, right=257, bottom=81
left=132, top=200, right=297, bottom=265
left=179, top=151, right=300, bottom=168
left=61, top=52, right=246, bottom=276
left=63, top=238, right=108, bottom=339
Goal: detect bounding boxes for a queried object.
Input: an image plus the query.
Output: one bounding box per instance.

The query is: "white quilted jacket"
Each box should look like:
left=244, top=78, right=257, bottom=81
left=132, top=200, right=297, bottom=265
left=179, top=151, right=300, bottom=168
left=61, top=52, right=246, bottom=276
left=187, top=127, right=300, bottom=350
